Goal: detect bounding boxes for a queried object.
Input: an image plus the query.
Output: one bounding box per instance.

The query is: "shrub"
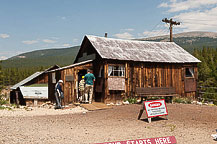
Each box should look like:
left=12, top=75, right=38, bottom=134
left=173, top=97, right=191, bottom=104
left=125, top=98, right=137, bottom=104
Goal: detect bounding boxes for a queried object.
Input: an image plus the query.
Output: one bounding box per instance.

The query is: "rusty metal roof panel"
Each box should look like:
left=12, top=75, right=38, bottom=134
left=10, top=72, right=43, bottom=90
left=86, top=35, right=201, bottom=63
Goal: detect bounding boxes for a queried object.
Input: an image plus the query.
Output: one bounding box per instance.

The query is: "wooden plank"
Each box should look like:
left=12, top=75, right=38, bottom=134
left=136, top=87, right=176, bottom=95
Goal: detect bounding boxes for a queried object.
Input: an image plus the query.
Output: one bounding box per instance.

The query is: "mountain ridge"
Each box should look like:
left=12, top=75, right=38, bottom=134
left=2, top=31, right=217, bottom=68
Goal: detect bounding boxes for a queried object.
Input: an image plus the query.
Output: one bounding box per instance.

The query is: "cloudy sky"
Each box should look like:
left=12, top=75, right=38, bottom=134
left=0, top=0, right=217, bottom=60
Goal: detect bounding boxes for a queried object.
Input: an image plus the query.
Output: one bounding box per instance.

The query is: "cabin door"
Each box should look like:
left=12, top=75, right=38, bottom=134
left=184, top=67, right=196, bottom=92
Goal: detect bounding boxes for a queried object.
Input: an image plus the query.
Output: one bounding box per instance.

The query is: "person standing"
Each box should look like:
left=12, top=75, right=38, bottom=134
left=55, top=80, right=64, bottom=109
left=79, top=76, right=85, bottom=102
left=84, top=69, right=95, bottom=104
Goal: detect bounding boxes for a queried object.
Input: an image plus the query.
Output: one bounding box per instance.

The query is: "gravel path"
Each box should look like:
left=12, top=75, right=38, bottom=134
left=0, top=104, right=217, bottom=144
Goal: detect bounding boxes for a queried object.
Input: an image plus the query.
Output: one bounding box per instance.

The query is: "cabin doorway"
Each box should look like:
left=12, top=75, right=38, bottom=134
left=77, top=69, right=87, bottom=102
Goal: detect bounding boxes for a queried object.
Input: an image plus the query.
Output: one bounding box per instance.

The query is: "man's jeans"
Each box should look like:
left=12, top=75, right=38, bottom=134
left=55, top=91, right=62, bottom=108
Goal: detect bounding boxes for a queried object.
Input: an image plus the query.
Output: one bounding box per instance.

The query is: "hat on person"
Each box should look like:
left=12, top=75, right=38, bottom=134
left=87, top=69, right=91, bottom=72
left=58, top=80, right=63, bottom=83
left=82, top=76, right=85, bottom=79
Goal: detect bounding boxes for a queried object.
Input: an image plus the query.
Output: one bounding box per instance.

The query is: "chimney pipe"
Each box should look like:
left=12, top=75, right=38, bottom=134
left=104, top=33, right=108, bottom=38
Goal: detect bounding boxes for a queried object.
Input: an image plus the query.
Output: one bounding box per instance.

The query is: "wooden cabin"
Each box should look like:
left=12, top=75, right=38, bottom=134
left=48, top=35, right=200, bottom=105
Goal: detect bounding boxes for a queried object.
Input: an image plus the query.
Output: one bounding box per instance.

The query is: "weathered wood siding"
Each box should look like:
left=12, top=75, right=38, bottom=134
left=48, top=63, right=92, bottom=105
left=124, top=62, right=198, bottom=98
left=104, top=61, right=198, bottom=104
left=26, top=73, right=49, bottom=86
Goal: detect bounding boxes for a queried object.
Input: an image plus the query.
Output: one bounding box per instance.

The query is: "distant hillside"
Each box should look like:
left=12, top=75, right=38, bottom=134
left=2, top=31, right=217, bottom=69
left=2, top=46, right=80, bottom=68
left=137, top=31, right=217, bottom=52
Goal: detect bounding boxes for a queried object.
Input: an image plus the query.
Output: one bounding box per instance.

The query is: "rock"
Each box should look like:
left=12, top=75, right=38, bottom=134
left=116, top=103, right=121, bottom=106
left=25, top=107, right=33, bottom=111
left=110, top=103, right=114, bottom=106
left=211, top=134, right=217, bottom=140
left=208, top=101, right=213, bottom=105
left=191, top=101, right=197, bottom=104
left=203, top=103, right=208, bottom=105
left=196, top=101, right=202, bottom=105
left=123, top=101, right=130, bottom=105
left=46, top=101, right=52, bottom=104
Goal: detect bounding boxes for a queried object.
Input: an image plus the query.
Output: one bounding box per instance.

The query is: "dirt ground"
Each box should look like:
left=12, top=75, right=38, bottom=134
left=0, top=103, right=217, bottom=144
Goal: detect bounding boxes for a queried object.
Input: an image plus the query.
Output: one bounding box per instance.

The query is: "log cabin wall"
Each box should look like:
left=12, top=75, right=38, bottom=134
left=73, top=35, right=200, bottom=104
left=25, top=73, right=48, bottom=85
left=103, top=61, right=198, bottom=104
left=125, top=62, right=198, bottom=99
left=103, top=61, right=128, bottom=104
left=48, top=62, right=93, bottom=105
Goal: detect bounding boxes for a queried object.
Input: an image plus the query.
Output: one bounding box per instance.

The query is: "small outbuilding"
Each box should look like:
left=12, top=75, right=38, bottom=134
left=48, top=35, right=200, bottom=105
left=10, top=65, right=59, bottom=106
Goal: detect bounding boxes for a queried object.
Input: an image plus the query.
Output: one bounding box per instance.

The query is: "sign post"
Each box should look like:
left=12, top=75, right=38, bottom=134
left=138, top=99, right=168, bottom=123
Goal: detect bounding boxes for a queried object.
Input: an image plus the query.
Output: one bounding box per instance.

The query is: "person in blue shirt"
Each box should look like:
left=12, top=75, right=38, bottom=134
left=84, top=69, right=95, bottom=104
left=55, top=80, right=64, bottom=109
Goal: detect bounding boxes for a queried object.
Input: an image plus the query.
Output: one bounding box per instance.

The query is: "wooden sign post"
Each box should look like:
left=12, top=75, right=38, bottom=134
left=138, top=99, right=168, bottom=123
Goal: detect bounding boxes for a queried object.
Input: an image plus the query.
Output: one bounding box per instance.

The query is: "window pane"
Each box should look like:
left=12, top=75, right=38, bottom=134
left=108, top=65, right=125, bottom=77
left=186, top=68, right=194, bottom=77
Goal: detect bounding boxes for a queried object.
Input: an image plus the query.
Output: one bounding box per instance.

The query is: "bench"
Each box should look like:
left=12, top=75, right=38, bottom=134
left=136, top=87, right=179, bottom=122
left=136, top=87, right=178, bottom=103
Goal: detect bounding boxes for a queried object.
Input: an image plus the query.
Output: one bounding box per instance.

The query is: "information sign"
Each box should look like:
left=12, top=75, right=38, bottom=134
left=144, top=99, right=168, bottom=118
left=96, top=136, right=177, bottom=144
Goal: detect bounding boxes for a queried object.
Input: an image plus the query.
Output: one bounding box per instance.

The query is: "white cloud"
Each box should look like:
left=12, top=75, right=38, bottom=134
left=42, top=39, right=57, bottom=43
left=158, top=0, right=217, bottom=32
left=158, top=2, right=168, bottom=8
left=141, top=29, right=169, bottom=38
left=0, top=56, right=7, bottom=60
left=113, top=32, right=134, bottom=39
left=123, top=28, right=134, bottom=32
left=72, top=38, right=78, bottom=43
left=62, top=43, right=72, bottom=47
left=174, top=6, right=217, bottom=32
left=22, top=40, right=38, bottom=45
left=61, top=16, right=66, bottom=20
left=0, top=33, right=10, bottom=39
left=159, top=0, right=217, bottom=13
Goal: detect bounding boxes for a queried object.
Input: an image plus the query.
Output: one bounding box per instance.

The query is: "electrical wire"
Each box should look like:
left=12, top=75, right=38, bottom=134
left=144, top=21, right=162, bottom=38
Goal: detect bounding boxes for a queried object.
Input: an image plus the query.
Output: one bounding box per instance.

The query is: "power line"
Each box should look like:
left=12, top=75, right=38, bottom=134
left=144, top=21, right=162, bottom=38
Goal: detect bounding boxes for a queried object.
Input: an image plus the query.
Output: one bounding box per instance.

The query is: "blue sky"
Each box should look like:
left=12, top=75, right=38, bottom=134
left=1, top=0, right=217, bottom=60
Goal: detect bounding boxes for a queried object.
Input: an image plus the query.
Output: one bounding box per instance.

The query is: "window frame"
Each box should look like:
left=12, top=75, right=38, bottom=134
left=108, top=64, right=125, bottom=77
left=185, top=67, right=194, bottom=78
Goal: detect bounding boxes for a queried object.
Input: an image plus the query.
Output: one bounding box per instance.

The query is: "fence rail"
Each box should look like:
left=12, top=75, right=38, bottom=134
left=197, top=86, right=217, bottom=102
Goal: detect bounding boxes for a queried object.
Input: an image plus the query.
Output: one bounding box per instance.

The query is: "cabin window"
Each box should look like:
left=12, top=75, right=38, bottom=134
left=98, top=66, right=104, bottom=77
left=185, top=67, right=194, bottom=78
left=108, top=65, right=125, bottom=77
left=52, top=73, right=56, bottom=83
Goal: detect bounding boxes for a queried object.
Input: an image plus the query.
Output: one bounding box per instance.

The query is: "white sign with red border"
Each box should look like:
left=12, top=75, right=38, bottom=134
left=144, top=99, right=168, bottom=118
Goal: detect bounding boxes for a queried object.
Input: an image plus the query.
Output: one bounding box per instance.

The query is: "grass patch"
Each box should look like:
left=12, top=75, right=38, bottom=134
left=26, top=84, right=48, bottom=87
left=125, top=98, right=137, bottom=104
left=173, top=97, right=191, bottom=104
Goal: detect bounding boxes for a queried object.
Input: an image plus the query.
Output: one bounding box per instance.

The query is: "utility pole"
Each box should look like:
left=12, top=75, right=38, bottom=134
left=162, top=18, right=180, bottom=42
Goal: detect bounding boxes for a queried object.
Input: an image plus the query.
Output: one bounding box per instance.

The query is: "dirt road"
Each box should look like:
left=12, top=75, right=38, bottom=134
left=0, top=103, right=217, bottom=144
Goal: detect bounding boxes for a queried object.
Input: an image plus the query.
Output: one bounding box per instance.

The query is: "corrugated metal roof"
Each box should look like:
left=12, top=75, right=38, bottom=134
left=11, top=72, right=43, bottom=90
left=48, top=60, right=93, bottom=72
left=86, top=35, right=201, bottom=63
